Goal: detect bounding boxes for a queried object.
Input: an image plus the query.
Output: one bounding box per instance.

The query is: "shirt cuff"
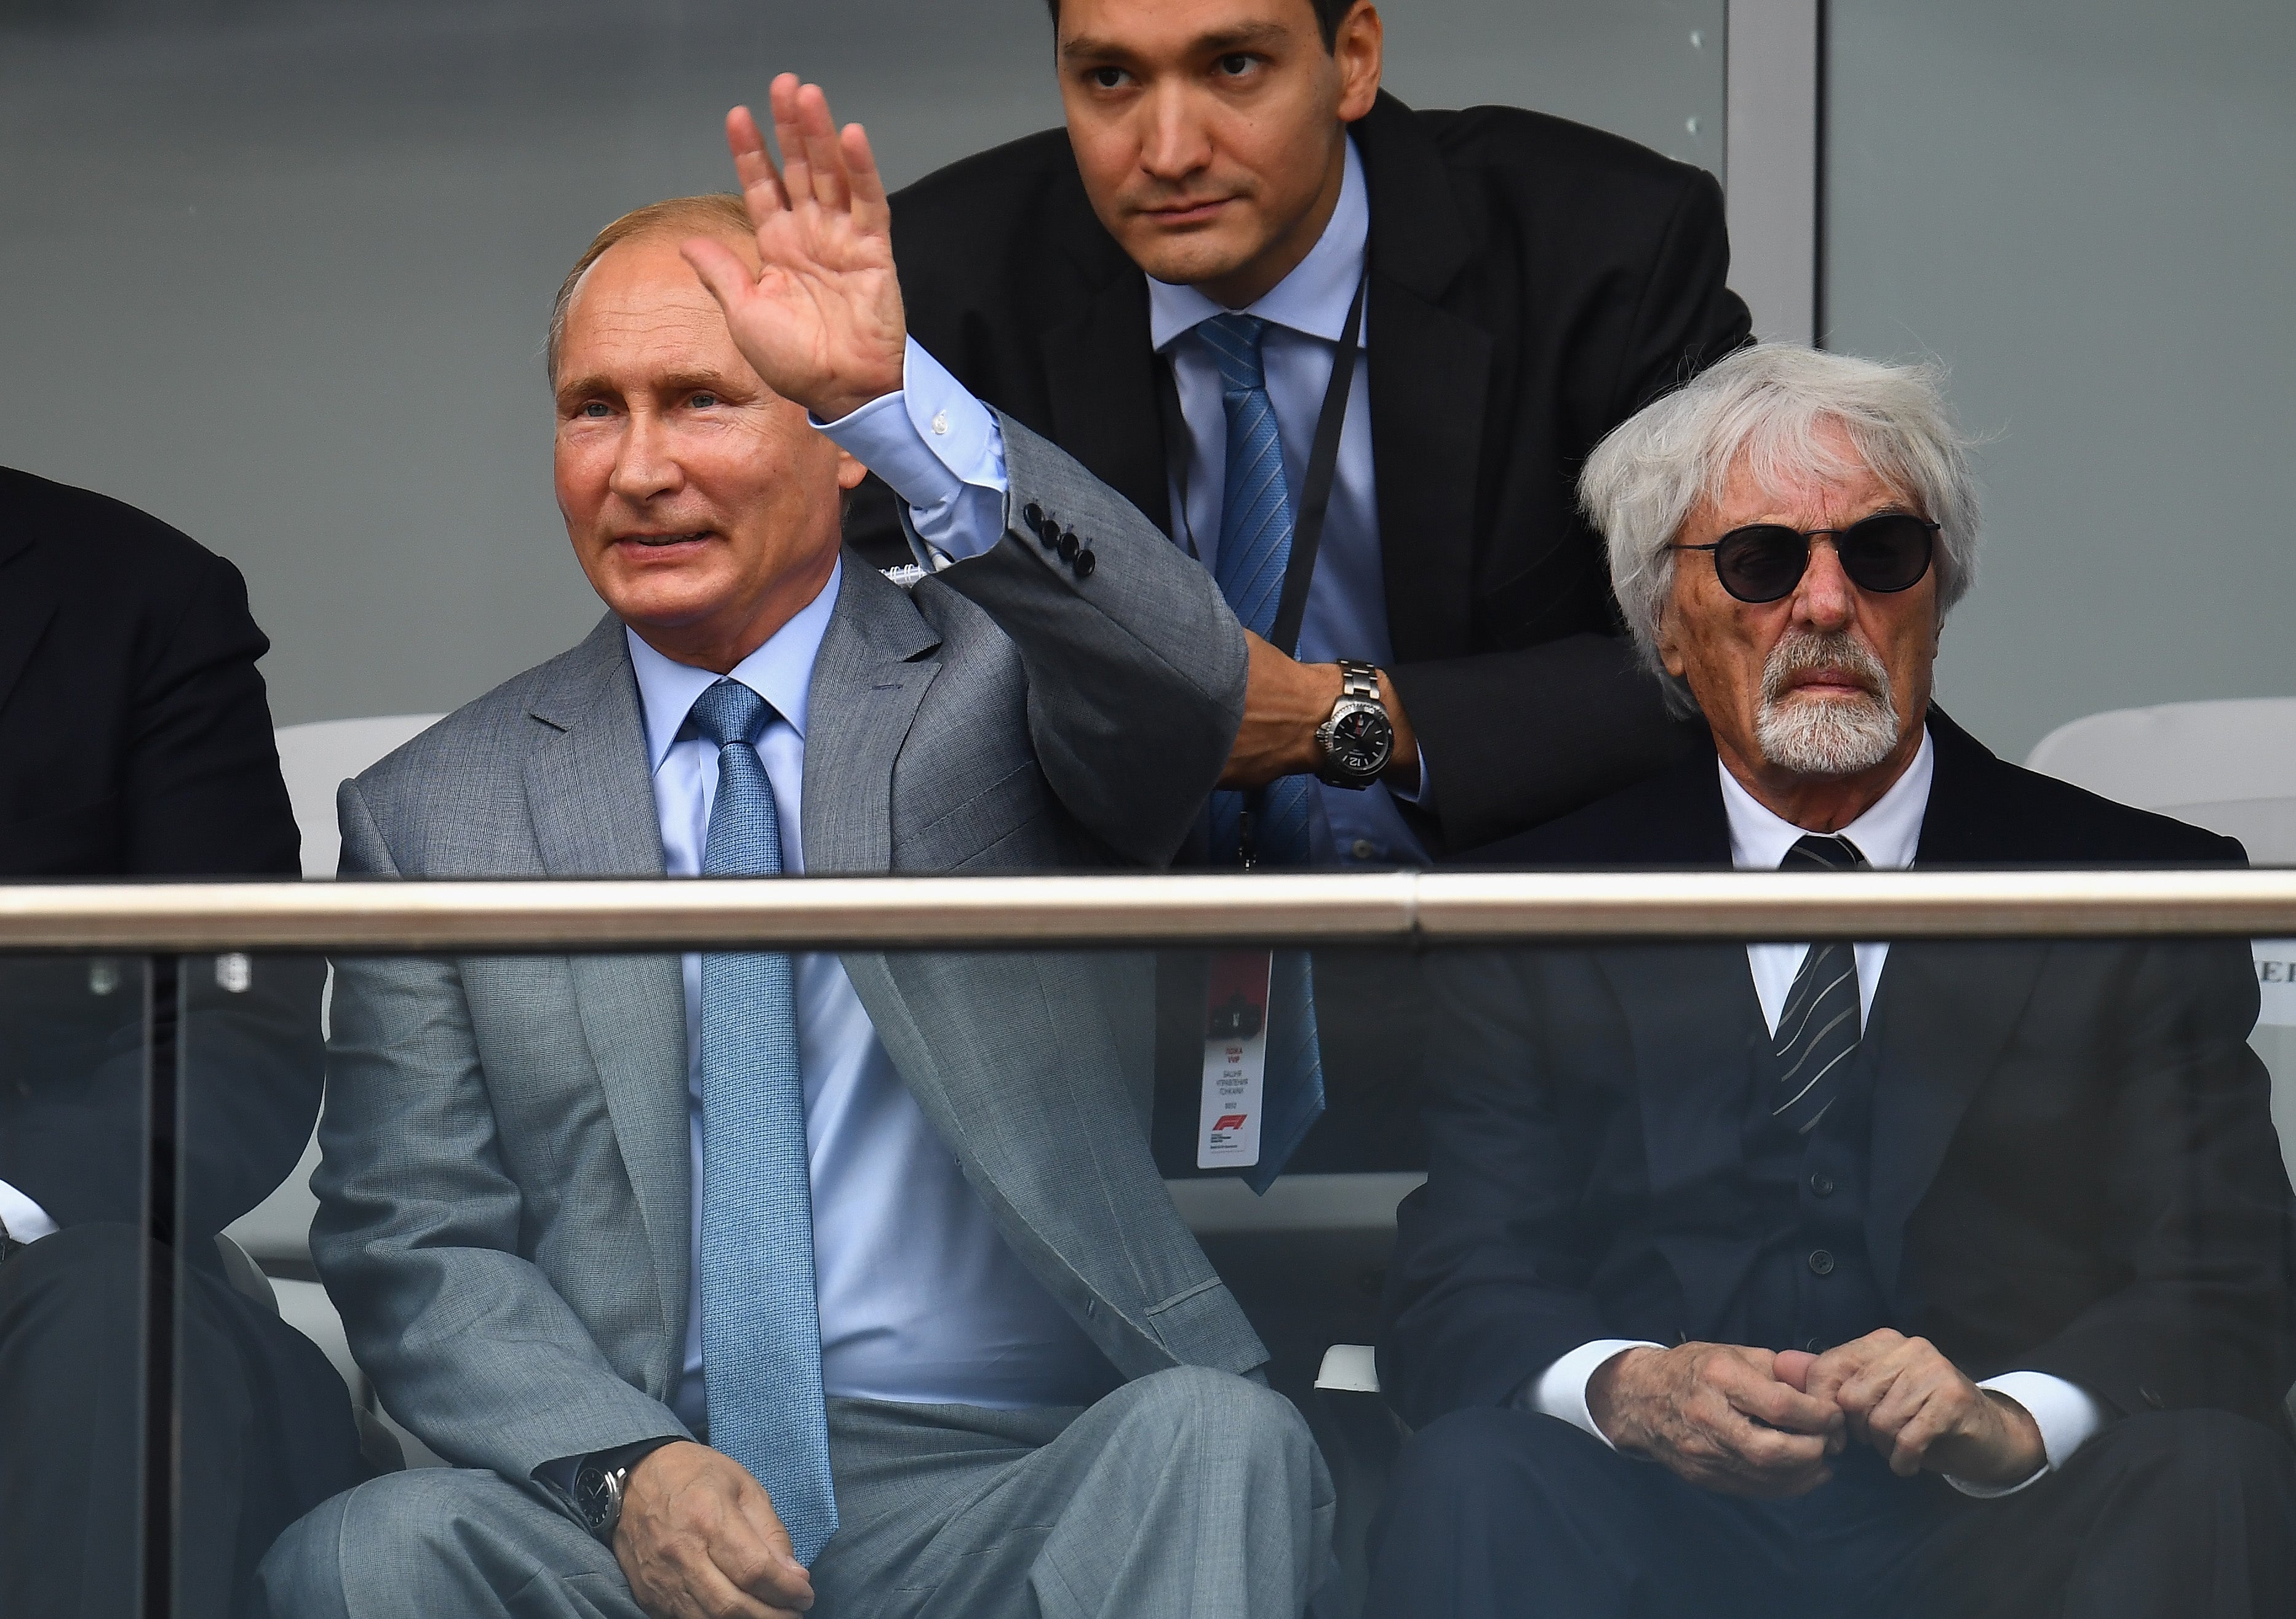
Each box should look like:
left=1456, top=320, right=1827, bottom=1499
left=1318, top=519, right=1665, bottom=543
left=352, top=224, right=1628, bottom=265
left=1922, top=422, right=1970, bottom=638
left=1514, top=1339, right=1664, bottom=1449
left=813, top=337, right=1008, bottom=563
left=1945, top=1372, right=2106, bottom=1498
left=0, top=1180, right=58, bottom=1245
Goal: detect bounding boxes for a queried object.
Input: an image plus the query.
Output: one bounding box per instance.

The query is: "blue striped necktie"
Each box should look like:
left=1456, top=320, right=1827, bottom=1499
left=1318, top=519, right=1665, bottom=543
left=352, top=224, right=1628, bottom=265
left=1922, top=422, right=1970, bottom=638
left=688, top=678, right=837, bottom=1565
left=1197, top=313, right=1325, bottom=1191
left=1771, top=834, right=1870, bottom=1136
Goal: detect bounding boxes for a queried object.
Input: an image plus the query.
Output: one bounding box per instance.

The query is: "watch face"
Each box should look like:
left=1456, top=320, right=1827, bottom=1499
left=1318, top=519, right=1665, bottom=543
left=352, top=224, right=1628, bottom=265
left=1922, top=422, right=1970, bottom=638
left=573, top=1467, right=618, bottom=1533
left=1328, top=705, right=1393, bottom=777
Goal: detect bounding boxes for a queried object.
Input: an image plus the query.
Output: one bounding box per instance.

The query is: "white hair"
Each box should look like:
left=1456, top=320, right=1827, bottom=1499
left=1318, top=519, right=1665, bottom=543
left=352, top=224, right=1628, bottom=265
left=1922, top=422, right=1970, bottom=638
left=1580, top=344, right=1980, bottom=714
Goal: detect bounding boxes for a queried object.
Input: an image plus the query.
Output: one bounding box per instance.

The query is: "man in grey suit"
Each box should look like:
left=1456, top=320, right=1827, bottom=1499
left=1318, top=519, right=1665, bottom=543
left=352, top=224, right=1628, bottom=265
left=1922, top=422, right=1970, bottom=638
left=257, top=85, right=1331, bottom=1619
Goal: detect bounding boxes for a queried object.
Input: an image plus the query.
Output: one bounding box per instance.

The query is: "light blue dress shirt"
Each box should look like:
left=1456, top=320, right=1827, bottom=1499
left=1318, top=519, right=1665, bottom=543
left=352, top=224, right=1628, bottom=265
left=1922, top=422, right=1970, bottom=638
left=820, top=135, right=1431, bottom=868
left=623, top=567, right=1115, bottom=1425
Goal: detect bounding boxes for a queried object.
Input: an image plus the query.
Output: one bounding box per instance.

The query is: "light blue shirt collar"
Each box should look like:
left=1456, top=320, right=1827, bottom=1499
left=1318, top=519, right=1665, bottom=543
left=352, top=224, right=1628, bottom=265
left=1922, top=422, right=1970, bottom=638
left=1147, top=134, right=1369, bottom=353
left=1719, top=724, right=1935, bottom=872
left=624, top=556, right=842, bottom=772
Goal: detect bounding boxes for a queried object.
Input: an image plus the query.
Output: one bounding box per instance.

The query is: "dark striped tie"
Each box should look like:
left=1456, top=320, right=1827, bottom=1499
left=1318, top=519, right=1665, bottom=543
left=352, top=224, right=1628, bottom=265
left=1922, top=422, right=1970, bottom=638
left=1771, top=833, right=1870, bottom=1135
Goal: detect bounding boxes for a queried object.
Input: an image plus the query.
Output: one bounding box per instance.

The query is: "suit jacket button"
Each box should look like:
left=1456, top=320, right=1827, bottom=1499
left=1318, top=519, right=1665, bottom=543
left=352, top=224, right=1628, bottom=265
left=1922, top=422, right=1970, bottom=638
left=1808, top=1249, right=1835, bottom=1276
left=1022, top=502, right=1044, bottom=530
left=2140, top=1386, right=2164, bottom=1409
left=1058, top=530, right=1079, bottom=561
left=1809, top=1173, right=1836, bottom=1197
left=1072, top=548, right=1096, bottom=578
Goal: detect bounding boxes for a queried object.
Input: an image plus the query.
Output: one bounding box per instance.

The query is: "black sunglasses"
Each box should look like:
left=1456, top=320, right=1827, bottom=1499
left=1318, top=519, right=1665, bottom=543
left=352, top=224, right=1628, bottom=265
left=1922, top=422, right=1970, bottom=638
left=1669, top=512, right=1939, bottom=604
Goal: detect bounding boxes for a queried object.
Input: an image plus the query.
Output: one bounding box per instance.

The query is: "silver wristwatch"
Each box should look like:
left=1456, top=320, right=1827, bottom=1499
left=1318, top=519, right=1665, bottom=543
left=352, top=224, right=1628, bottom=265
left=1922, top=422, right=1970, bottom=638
left=1314, top=660, right=1395, bottom=789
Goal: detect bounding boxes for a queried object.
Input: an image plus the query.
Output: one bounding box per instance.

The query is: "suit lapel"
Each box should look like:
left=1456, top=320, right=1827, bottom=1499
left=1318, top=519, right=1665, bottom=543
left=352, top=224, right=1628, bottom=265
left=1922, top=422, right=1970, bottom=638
left=1864, top=710, right=2049, bottom=1305
left=1607, top=945, right=1776, bottom=1335
left=522, top=615, right=692, bottom=1360
left=0, top=531, right=59, bottom=726
left=1862, top=941, right=2046, bottom=1306
left=799, top=561, right=941, bottom=876
left=1356, top=95, right=1493, bottom=663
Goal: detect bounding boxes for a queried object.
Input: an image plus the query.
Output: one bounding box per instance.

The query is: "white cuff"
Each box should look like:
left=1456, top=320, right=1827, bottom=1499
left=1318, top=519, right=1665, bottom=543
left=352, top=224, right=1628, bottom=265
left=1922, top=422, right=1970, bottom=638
left=813, top=337, right=1007, bottom=563
left=1517, top=1339, right=1664, bottom=1449
left=1945, top=1371, right=2106, bottom=1498
left=0, top=1179, right=58, bottom=1245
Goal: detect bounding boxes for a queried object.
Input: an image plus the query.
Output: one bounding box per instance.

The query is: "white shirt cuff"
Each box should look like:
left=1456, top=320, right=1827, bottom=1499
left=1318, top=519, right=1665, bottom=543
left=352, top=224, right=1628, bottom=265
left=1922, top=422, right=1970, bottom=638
left=813, top=337, right=1008, bottom=563
left=1516, top=1339, right=1663, bottom=1449
left=1945, top=1371, right=2106, bottom=1498
left=0, top=1179, right=59, bottom=1245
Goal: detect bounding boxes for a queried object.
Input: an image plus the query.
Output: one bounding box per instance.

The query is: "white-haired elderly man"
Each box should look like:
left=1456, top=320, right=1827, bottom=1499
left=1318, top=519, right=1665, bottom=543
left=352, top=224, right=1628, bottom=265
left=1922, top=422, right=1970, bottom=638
left=1370, top=345, right=2296, bottom=1618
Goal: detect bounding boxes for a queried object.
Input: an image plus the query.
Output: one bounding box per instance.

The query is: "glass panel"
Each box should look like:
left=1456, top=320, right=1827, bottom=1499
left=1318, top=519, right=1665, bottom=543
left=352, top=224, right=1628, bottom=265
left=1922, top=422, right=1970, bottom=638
left=0, top=953, right=156, bottom=1617
left=257, top=916, right=2296, bottom=1614
left=1824, top=0, right=2296, bottom=761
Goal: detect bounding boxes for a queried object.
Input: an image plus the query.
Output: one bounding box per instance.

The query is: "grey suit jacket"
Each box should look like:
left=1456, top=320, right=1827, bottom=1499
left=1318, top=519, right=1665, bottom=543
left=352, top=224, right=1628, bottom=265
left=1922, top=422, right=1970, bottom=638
left=315, top=415, right=1262, bottom=1484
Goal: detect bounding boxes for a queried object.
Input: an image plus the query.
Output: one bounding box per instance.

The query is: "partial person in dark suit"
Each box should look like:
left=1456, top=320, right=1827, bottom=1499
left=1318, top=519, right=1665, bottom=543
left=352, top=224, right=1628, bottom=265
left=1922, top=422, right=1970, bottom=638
left=854, top=0, right=1751, bottom=1177
left=0, top=469, right=364, bottom=1618
left=1372, top=346, right=2296, bottom=1617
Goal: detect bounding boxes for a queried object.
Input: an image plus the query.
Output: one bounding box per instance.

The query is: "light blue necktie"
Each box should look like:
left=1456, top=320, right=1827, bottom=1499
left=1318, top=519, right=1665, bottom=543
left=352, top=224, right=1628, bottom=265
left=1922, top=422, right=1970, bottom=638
left=1197, top=313, right=1326, bottom=1191
left=689, top=678, right=837, bottom=1566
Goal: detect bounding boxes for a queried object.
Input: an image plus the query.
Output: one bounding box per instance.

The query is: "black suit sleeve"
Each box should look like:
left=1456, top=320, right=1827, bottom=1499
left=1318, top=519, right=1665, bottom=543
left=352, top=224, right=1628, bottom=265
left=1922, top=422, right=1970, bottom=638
left=1393, top=170, right=1748, bottom=854
left=118, top=546, right=301, bottom=877
left=1993, top=938, right=2296, bottom=1423
left=1379, top=948, right=1623, bottom=1426
left=0, top=486, right=319, bottom=1234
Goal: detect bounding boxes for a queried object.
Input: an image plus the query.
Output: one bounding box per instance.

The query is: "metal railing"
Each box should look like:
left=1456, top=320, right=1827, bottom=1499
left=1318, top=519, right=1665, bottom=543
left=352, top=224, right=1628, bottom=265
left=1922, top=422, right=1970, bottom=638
left=4, top=868, right=2296, bottom=952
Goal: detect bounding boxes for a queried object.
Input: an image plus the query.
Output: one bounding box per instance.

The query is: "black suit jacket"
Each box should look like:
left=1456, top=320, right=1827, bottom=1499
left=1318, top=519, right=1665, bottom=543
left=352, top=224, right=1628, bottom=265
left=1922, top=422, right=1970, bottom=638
left=1382, top=710, right=2296, bottom=1432
left=0, top=467, right=321, bottom=1236
left=871, top=93, right=1752, bottom=853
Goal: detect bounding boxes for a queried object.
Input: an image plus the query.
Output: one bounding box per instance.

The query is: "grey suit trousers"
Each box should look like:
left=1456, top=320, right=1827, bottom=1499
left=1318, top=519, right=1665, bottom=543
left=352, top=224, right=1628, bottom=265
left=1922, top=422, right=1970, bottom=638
left=257, top=1365, right=1333, bottom=1619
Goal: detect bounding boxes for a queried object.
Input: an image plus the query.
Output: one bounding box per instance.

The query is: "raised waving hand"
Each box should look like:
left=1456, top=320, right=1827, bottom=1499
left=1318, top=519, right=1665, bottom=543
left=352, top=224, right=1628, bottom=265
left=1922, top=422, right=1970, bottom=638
left=682, top=74, right=907, bottom=424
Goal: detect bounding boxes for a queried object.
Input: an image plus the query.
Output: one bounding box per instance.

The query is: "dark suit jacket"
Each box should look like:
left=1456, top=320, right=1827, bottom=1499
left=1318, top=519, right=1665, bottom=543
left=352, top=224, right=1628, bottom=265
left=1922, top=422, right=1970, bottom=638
left=0, top=467, right=321, bottom=1237
left=1382, top=710, right=2296, bottom=1433
left=871, top=92, right=1752, bottom=854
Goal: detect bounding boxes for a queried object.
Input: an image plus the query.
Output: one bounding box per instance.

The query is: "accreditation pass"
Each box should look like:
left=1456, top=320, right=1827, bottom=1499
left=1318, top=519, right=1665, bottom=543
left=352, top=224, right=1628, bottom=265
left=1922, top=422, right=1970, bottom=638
left=1197, top=949, right=1273, bottom=1169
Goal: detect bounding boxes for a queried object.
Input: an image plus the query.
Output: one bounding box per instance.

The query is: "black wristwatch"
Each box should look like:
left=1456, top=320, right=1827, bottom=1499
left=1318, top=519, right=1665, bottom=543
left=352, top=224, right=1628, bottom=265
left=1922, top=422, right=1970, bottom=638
left=572, top=1438, right=679, bottom=1544
left=1314, top=660, right=1395, bottom=788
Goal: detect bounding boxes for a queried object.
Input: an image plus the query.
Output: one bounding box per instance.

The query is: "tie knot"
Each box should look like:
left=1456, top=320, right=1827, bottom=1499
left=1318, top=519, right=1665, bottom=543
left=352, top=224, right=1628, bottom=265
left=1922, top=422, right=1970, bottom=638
left=687, top=679, right=771, bottom=751
left=1782, top=833, right=1870, bottom=872
left=1198, top=313, right=1270, bottom=394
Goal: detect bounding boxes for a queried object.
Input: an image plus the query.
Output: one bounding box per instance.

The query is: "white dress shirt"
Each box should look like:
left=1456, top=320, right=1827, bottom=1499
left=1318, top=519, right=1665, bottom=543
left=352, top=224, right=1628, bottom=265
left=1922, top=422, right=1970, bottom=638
left=624, top=571, right=1114, bottom=1427
left=820, top=135, right=1430, bottom=869
left=1526, top=727, right=2104, bottom=1497
left=0, top=1181, right=57, bottom=1245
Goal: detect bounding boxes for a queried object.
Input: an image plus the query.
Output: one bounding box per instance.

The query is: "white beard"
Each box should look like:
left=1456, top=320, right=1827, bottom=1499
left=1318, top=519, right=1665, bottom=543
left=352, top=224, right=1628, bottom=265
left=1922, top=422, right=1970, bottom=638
left=1754, top=631, right=1902, bottom=777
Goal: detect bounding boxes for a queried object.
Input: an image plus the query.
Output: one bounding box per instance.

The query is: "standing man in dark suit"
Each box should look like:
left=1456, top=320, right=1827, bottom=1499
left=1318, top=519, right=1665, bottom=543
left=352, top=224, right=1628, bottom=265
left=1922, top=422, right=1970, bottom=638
left=856, top=0, right=1750, bottom=1177
left=0, top=470, right=364, bottom=1617
left=1373, top=346, right=2296, bottom=1617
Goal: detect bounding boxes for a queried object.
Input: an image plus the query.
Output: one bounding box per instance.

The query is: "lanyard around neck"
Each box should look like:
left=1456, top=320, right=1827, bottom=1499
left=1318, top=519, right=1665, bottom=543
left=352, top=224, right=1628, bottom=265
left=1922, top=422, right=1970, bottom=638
left=1156, top=268, right=1369, bottom=658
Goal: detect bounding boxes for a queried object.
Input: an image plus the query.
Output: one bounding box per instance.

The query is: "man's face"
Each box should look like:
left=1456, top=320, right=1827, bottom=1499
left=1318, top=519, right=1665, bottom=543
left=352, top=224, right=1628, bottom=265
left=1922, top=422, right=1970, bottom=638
left=1657, top=420, right=1943, bottom=794
left=552, top=231, right=863, bottom=670
left=1055, top=0, right=1382, bottom=306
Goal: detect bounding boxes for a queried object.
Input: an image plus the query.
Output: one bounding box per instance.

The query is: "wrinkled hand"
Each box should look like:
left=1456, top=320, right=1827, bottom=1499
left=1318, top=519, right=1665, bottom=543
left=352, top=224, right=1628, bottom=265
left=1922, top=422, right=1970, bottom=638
left=1587, top=1343, right=1844, bottom=1498
left=1796, top=1329, right=2045, bottom=1485
left=614, top=1441, right=814, bottom=1619
left=1217, top=633, right=1420, bottom=791
left=682, top=74, right=907, bottom=425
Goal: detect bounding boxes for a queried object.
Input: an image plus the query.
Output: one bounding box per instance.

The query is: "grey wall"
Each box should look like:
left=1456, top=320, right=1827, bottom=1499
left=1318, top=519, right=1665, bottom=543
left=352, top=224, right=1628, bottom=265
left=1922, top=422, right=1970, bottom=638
left=1825, top=0, right=2296, bottom=761
left=1, top=0, right=1720, bottom=726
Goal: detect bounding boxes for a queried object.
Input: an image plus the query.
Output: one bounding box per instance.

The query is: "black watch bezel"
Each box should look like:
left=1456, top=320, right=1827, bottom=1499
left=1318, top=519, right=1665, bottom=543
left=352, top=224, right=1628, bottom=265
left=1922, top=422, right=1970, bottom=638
left=1315, top=661, right=1394, bottom=788
left=572, top=1461, right=626, bottom=1541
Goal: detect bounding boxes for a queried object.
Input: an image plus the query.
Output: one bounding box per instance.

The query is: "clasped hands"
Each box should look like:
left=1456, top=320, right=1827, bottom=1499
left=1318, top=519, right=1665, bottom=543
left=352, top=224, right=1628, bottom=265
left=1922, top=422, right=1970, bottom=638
left=1587, top=1329, right=2047, bottom=1498
left=612, top=1441, right=813, bottom=1619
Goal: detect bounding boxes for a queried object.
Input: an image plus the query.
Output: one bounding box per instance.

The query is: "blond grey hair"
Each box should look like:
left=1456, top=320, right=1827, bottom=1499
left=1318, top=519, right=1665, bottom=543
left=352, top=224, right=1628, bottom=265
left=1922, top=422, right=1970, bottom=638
left=1581, top=344, right=1980, bottom=713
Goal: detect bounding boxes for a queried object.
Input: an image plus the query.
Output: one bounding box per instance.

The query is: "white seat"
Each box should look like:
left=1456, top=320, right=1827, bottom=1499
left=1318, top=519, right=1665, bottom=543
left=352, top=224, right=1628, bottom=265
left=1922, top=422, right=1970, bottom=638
left=2026, top=697, right=2296, bottom=861
left=273, top=714, right=445, bottom=879
left=2027, top=699, right=2296, bottom=1185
